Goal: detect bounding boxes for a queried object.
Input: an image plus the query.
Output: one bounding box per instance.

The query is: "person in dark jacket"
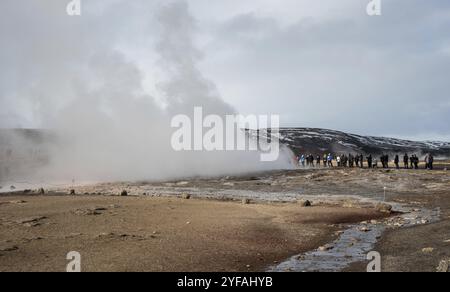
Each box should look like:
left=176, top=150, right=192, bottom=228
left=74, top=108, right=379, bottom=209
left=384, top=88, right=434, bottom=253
left=380, top=155, right=386, bottom=168
left=394, top=155, right=400, bottom=169
left=404, top=154, right=409, bottom=169
left=428, top=154, right=434, bottom=170
left=413, top=155, right=419, bottom=169
left=367, top=155, right=373, bottom=168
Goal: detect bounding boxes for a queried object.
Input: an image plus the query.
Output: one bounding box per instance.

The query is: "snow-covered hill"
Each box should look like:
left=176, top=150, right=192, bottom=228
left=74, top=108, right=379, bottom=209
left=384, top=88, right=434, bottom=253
left=251, top=128, right=450, bottom=157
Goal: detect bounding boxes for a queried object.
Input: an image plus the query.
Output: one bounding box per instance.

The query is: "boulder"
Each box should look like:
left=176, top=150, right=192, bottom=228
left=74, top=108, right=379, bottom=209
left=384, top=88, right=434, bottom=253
left=120, top=190, right=128, bottom=197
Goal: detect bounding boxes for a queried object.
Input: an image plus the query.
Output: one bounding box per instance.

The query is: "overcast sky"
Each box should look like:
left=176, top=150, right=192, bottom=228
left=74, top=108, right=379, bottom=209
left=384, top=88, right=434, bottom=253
left=1, top=0, right=450, bottom=141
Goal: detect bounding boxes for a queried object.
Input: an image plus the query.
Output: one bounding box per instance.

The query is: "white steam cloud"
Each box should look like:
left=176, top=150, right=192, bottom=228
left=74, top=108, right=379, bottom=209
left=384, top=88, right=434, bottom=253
left=0, top=0, right=293, bottom=183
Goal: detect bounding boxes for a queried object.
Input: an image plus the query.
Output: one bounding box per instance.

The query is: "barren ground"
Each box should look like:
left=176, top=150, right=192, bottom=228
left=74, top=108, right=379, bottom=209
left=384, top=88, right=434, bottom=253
left=1, top=166, right=449, bottom=272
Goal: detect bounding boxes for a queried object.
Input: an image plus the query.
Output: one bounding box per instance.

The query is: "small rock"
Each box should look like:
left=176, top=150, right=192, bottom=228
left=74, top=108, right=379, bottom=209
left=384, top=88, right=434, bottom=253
left=318, top=245, right=333, bottom=251
left=422, top=247, right=434, bottom=254
left=16, top=216, right=47, bottom=225
left=436, top=259, right=449, bottom=272
left=360, top=227, right=371, bottom=232
left=0, top=245, right=18, bottom=252
left=69, top=189, right=76, bottom=195
left=343, top=202, right=355, bottom=208
left=242, top=198, right=251, bottom=205
left=375, top=203, right=393, bottom=214
left=97, top=232, right=114, bottom=238
left=25, top=236, right=44, bottom=242
left=335, top=231, right=345, bottom=236
left=9, top=200, right=26, bottom=204
left=73, top=209, right=101, bottom=216
left=182, top=194, right=191, bottom=200
left=298, top=200, right=312, bottom=207
left=444, top=239, right=450, bottom=243
left=16, top=216, right=47, bottom=227
left=94, top=207, right=108, bottom=211
left=120, top=190, right=128, bottom=197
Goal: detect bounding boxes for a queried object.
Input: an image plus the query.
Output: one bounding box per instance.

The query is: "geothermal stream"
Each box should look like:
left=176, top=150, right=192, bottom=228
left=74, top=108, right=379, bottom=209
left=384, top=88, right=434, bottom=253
left=269, top=203, right=441, bottom=272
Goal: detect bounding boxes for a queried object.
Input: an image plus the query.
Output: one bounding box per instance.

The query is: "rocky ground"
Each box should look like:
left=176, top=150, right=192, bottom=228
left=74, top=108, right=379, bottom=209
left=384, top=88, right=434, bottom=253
left=1, top=166, right=449, bottom=272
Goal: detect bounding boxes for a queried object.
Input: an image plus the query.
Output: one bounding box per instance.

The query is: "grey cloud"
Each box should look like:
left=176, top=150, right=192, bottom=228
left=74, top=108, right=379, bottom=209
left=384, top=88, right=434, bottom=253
left=201, top=0, right=450, bottom=140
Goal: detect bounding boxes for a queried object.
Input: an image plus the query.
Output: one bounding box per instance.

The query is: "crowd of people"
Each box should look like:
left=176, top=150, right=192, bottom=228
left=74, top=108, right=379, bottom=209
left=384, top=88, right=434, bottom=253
left=296, top=153, right=436, bottom=170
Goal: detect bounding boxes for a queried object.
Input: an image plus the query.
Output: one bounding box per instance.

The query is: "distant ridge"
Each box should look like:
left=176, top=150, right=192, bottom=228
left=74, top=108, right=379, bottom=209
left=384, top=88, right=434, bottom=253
left=252, top=128, right=450, bottom=157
